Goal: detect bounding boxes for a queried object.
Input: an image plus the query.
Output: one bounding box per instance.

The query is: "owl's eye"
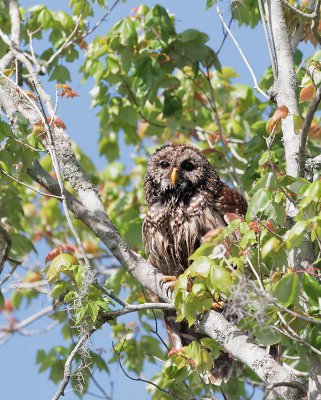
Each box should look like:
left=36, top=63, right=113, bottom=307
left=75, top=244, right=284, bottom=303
left=181, top=161, right=195, bottom=171
left=160, top=161, right=170, bottom=169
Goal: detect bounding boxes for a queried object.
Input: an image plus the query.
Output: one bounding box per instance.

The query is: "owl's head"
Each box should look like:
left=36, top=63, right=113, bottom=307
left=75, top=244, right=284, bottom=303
left=145, top=144, right=219, bottom=201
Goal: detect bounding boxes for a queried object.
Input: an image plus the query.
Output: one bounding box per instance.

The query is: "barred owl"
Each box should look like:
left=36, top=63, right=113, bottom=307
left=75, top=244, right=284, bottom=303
left=142, top=144, right=247, bottom=384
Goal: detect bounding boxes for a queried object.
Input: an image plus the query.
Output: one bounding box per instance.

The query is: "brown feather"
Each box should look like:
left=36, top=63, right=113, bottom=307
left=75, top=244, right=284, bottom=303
left=142, top=144, right=247, bottom=384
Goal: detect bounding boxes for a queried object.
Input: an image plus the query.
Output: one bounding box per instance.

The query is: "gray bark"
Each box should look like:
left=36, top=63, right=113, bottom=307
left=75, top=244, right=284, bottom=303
left=308, top=355, right=321, bottom=400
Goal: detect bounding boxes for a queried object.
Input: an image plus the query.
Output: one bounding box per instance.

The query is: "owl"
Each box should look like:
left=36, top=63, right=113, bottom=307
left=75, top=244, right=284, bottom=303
left=142, top=144, right=247, bottom=384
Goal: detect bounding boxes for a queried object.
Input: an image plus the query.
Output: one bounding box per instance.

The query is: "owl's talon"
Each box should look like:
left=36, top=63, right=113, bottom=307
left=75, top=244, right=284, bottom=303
left=211, top=301, right=225, bottom=311
left=160, top=275, right=177, bottom=291
left=162, top=276, right=177, bottom=284
left=168, top=348, right=184, bottom=358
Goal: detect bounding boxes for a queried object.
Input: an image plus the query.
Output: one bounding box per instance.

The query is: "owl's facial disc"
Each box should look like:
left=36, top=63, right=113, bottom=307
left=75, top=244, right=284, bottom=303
left=147, top=146, right=208, bottom=195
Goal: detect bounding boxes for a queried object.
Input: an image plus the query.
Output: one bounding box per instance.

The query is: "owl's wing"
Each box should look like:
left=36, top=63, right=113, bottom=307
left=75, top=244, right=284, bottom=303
left=214, top=182, right=247, bottom=224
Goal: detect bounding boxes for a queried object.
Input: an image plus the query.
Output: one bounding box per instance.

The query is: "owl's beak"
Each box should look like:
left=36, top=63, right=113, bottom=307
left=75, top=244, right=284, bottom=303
left=171, top=167, right=178, bottom=185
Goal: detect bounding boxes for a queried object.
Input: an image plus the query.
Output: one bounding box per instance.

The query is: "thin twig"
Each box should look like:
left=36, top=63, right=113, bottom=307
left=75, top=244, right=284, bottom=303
left=276, top=303, right=321, bottom=325
left=0, top=262, right=19, bottom=287
left=83, top=0, right=122, bottom=38
left=258, top=0, right=276, bottom=75
left=46, top=12, right=84, bottom=66
left=8, top=134, right=45, bottom=152
left=94, top=282, right=128, bottom=307
left=216, top=16, right=233, bottom=56
left=216, top=5, right=270, bottom=100
left=276, top=311, right=321, bottom=356
left=112, top=335, right=182, bottom=400
left=0, top=305, right=54, bottom=336
left=89, top=373, right=111, bottom=400
left=279, top=0, right=319, bottom=19
left=263, top=380, right=306, bottom=400
left=52, top=332, right=93, bottom=400
left=245, top=255, right=265, bottom=291
left=102, top=302, right=174, bottom=322
left=0, top=168, right=63, bottom=199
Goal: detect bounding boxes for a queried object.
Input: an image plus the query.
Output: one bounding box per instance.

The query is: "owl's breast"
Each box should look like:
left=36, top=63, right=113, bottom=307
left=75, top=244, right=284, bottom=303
left=143, top=199, right=225, bottom=276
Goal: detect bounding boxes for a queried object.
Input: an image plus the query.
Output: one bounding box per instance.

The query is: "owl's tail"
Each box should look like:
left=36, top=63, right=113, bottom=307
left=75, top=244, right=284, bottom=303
left=164, top=310, right=232, bottom=385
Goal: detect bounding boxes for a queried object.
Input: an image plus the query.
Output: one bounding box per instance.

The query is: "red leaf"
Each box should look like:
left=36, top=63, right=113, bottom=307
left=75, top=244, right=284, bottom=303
left=45, top=247, right=61, bottom=264
left=47, top=117, right=66, bottom=129
left=249, top=221, right=260, bottom=234
left=263, top=220, right=275, bottom=232
left=266, top=105, right=289, bottom=134
left=57, top=84, right=79, bottom=98
left=59, top=244, right=75, bottom=254
left=299, top=84, right=315, bottom=103
left=45, top=244, right=75, bottom=264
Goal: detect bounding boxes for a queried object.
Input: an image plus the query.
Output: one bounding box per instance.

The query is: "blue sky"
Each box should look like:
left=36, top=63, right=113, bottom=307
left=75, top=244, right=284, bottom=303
left=0, top=0, right=301, bottom=398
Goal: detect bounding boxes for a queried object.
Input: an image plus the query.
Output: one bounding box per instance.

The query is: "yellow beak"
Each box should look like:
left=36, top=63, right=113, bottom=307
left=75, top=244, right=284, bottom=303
left=171, top=167, right=178, bottom=185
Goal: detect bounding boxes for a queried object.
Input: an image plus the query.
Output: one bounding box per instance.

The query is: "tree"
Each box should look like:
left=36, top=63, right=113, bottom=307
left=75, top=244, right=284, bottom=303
left=0, top=0, right=320, bottom=399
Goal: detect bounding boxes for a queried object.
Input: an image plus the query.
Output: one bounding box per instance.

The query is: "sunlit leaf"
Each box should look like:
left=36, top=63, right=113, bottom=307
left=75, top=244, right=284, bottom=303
left=302, top=273, right=321, bottom=307
left=273, top=272, right=299, bottom=307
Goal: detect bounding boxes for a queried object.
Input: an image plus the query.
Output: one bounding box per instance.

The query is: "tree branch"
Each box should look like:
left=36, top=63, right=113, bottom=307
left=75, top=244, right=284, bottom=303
left=0, top=45, right=304, bottom=400
left=264, top=381, right=307, bottom=399
left=298, top=84, right=321, bottom=177
left=308, top=354, right=321, bottom=399
left=51, top=332, right=91, bottom=400
left=8, top=0, right=21, bottom=48
left=26, top=160, right=302, bottom=400
left=216, top=5, right=270, bottom=101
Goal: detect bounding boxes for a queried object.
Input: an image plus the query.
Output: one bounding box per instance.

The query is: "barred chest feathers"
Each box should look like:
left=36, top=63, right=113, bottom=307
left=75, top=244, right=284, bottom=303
left=143, top=192, right=225, bottom=276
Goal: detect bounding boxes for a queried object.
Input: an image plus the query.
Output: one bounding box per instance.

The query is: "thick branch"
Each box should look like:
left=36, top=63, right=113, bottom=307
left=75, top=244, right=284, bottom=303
left=0, top=51, right=14, bottom=70
left=270, top=0, right=299, bottom=179
left=0, top=54, right=303, bottom=400
left=8, top=0, right=21, bottom=48
left=26, top=161, right=302, bottom=400
left=269, top=0, right=315, bottom=272
left=308, top=355, right=321, bottom=399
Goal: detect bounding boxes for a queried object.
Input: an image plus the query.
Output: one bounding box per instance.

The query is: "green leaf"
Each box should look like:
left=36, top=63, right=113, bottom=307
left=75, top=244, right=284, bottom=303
left=120, top=18, right=138, bottom=46
left=200, top=338, right=220, bottom=358
left=207, top=264, right=232, bottom=295
left=273, top=272, right=299, bottom=307
left=50, top=281, right=68, bottom=299
left=254, top=326, right=282, bottom=345
left=38, top=8, right=54, bottom=29
left=64, top=291, right=77, bottom=303
left=47, top=253, right=78, bottom=282
left=285, top=220, right=309, bottom=249
left=179, top=29, right=209, bottom=44
left=163, top=91, right=182, bottom=118
left=189, top=256, right=213, bottom=278
left=302, top=273, right=321, bottom=307
left=249, top=188, right=271, bottom=217
left=49, top=65, right=71, bottom=82
left=293, top=114, right=304, bottom=135
left=206, top=0, right=216, bottom=9
left=145, top=5, right=176, bottom=41
left=0, top=120, right=13, bottom=141
left=300, top=180, right=321, bottom=208
left=261, top=237, right=281, bottom=259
